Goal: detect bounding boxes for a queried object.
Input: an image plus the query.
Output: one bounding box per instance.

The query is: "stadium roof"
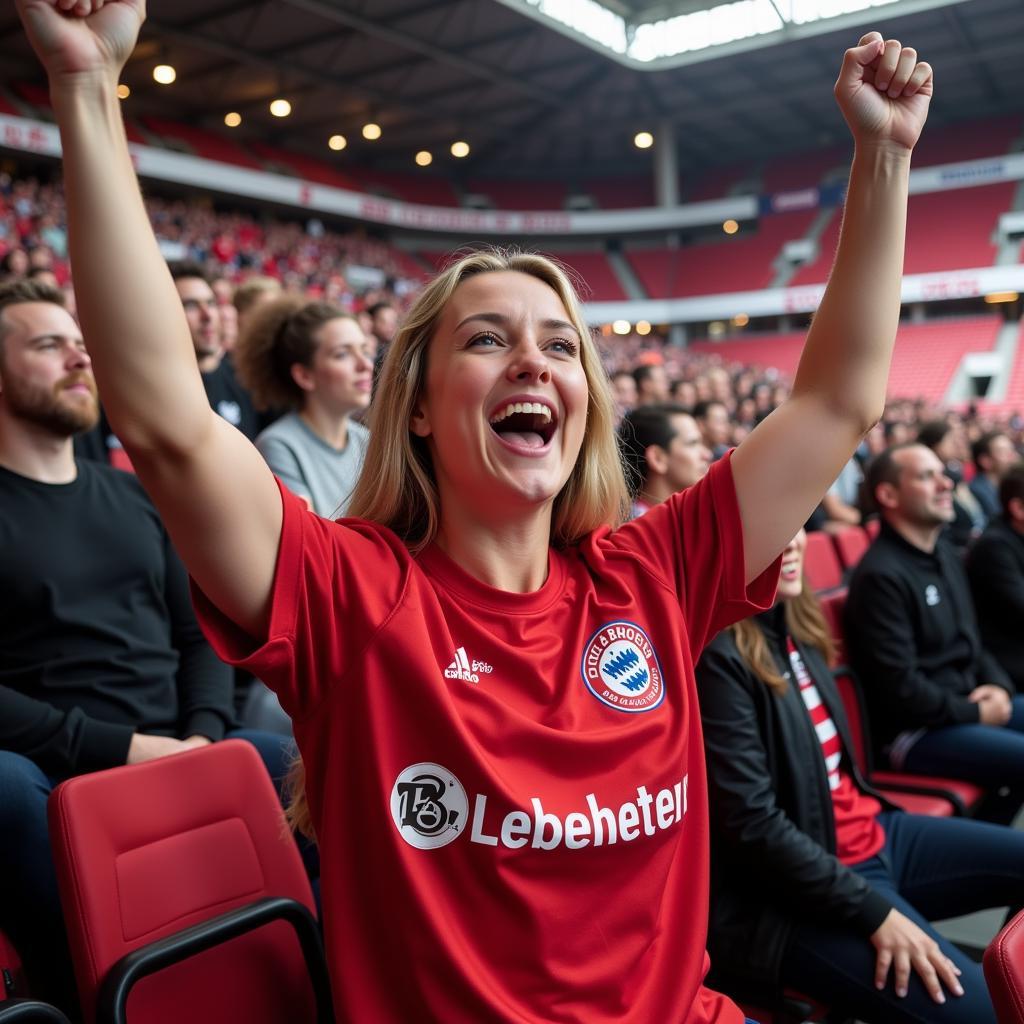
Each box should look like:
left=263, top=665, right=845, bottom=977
left=0, top=0, right=1022, bottom=183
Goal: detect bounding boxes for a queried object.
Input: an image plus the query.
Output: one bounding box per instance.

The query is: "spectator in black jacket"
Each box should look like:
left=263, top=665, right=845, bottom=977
left=968, top=431, right=1019, bottom=526
left=698, top=529, right=1024, bottom=1023
left=845, top=443, right=1022, bottom=815
left=967, top=463, right=1024, bottom=689
left=0, top=280, right=293, bottom=1012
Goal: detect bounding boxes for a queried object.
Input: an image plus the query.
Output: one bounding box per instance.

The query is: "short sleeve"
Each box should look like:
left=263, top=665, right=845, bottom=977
left=191, top=477, right=410, bottom=720
left=604, top=450, right=780, bottom=654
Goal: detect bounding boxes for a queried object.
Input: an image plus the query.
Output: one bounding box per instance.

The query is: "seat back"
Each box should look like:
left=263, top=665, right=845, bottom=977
left=818, top=590, right=847, bottom=665
left=48, top=740, right=319, bottom=1024
left=803, top=531, right=844, bottom=593
left=0, top=930, right=26, bottom=1002
left=832, top=526, right=870, bottom=571
left=985, top=909, right=1024, bottom=1024
left=833, top=668, right=871, bottom=775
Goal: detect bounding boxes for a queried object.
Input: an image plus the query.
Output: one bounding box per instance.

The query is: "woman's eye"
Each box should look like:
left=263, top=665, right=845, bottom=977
left=469, top=332, right=500, bottom=348
left=548, top=338, right=577, bottom=356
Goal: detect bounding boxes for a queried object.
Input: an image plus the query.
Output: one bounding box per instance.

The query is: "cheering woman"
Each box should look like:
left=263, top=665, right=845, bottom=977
left=16, top=0, right=935, bottom=1019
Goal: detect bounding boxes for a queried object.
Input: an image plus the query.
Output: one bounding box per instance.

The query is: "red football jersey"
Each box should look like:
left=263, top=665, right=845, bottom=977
left=195, top=451, right=779, bottom=1022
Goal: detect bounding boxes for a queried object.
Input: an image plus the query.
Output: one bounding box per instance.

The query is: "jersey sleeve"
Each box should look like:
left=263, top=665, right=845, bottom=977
left=605, top=450, right=780, bottom=654
left=191, top=477, right=410, bottom=720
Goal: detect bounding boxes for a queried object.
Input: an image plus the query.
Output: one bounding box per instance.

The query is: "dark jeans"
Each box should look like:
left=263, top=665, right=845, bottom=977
left=780, top=811, right=1024, bottom=1023
left=900, top=695, right=1024, bottom=823
left=0, top=729, right=300, bottom=1018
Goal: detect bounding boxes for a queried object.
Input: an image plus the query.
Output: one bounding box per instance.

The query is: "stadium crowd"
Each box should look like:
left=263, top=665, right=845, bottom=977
left=3, top=5, right=1024, bottom=1021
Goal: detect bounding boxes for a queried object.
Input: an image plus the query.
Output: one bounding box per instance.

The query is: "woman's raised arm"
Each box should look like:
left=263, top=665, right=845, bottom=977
left=732, top=32, right=933, bottom=583
left=17, top=0, right=282, bottom=638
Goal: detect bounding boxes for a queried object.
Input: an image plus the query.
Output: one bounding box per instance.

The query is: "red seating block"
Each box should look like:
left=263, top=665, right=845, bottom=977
left=985, top=908, right=1024, bottom=1024
left=803, top=531, right=844, bottom=593
left=832, top=525, right=870, bottom=571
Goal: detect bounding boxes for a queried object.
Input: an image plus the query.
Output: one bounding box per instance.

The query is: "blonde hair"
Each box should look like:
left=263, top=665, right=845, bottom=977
left=233, top=295, right=353, bottom=411
left=286, top=248, right=630, bottom=838
left=232, top=275, right=282, bottom=316
left=731, top=581, right=837, bottom=696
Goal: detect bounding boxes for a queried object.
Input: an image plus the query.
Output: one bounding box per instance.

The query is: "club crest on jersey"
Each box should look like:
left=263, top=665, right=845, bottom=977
left=390, top=762, right=467, bottom=850
left=580, top=620, right=665, bottom=713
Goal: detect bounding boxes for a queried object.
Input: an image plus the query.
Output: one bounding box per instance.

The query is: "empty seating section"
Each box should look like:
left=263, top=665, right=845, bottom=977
left=802, top=531, right=844, bottom=593
left=349, top=169, right=458, bottom=207
left=548, top=251, right=626, bottom=301
left=247, top=143, right=360, bottom=190
left=627, top=211, right=817, bottom=298
left=903, top=182, right=1014, bottom=276
left=761, top=145, right=847, bottom=193
left=687, top=331, right=807, bottom=376
left=686, top=165, right=749, bottom=202
left=583, top=176, right=655, bottom=209
left=910, top=114, right=1020, bottom=169
left=141, top=117, right=262, bottom=170
left=467, top=180, right=567, bottom=211
left=885, top=316, right=1000, bottom=402
left=998, top=322, right=1024, bottom=412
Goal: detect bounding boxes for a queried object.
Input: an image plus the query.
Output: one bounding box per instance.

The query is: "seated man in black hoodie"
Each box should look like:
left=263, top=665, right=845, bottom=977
left=0, top=280, right=291, bottom=1012
left=967, top=462, right=1024, bottom=690
left=845, top=443, right=1022, bottom=816
left=697, top=529, right=1024, bottom=1023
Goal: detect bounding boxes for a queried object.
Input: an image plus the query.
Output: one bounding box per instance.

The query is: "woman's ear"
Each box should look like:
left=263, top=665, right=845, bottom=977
left=290, top=362, right=316, bottom=394
left=409, top=401, right=432, bottom=438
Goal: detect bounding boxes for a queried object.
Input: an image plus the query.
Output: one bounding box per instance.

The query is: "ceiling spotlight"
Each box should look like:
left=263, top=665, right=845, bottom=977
left=116, top=84, right=130, bottom=100
left=152, top=64, right=176, bottom=85
left=723, top=219, right=739, bottom=235
left=612, top=320, right=631, bottom=336
left=733, top=313, right=750, bottom=327
left=270, top=98, right=292, bottom=118
left=362, top=122, right=382, bottom=141
left=635, top=320, right=652, bottom=336
left=224, top=112, right=242, bottom=128
left=984, top=291, right=1019, bottom=304
left=450, top=140, right=470, bottom=159
left=328, top=134, right=347, bottom=151
left=634, top=131, right=654, bottom=149
left=415, top=150, right=433, bottom=167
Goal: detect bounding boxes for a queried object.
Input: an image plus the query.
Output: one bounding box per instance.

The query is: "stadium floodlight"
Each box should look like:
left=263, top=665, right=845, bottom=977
left=362, top=123, right=382, bottom=140
left=116, top=84, right=130, bottom=100
left=733, top=312, right=750, bottom=326
left=152, top=64, right=176, bottom=85
left=450, top=140, right=471, bottom=158
left=415, top=151, right=434, bottom=167
left=329, top=134, right=347, bottom=151
left=612, top=319, right=632, bottom=335
left=723, top=219, right=739, bottom=234
left=499, top=0, right=962, bottom=68
left=634, top=131, right=654, bottom=149
left=636, top=320, right=652, bottom=336
left=224, top=112, right=242, bottom=127
left=270, top=98, right=292, bottom=117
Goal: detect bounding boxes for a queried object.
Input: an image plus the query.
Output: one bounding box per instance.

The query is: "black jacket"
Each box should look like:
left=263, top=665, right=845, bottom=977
left=696, top=607, right=894, bottom=990
left=844, top=521, right=1013, bottom=754
left=967, top=516, right=1024, bottom=690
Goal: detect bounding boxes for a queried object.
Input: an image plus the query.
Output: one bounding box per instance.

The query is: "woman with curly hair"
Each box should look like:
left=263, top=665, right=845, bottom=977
left=234, top=295, right=373, bottom=516
left=18, top=0, right=937, bottom=1018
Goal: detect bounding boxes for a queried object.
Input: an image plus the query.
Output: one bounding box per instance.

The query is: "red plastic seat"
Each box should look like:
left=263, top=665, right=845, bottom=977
left=985, top=908, right=1024, bottom=1024
left=864, top=518, right=881, bottom=541
left=818, top=590, right=847, bottom=664
left=833, top=667, right=983, bottom=817
left=47, top=740, right=331, bottom=1024
left=804, top=531, right=845, bottom=593
left=832, top=526, right=870, bottom=571
left=0, top=930, right=26, bottom=1002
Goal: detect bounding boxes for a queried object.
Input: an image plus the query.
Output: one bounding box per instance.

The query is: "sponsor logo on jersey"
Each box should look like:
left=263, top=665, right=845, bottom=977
left=390, top=763, right=688, bottom=853
left=443, top=646, right=493, bottom=683
left=390, top=763, right=467, bottom=850
left=925, top=584, right=941, bottom=607
left=580, top=620, right=665, bottom=713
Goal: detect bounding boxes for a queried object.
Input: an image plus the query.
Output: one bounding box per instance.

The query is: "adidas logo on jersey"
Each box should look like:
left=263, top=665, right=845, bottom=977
left=444, top=647, right=493, bottom=683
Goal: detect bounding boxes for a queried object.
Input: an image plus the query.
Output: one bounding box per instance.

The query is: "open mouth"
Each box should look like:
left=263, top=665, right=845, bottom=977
left=488, top=400, right=558, bottom=450
left=780, top=559, right=801, bottom=581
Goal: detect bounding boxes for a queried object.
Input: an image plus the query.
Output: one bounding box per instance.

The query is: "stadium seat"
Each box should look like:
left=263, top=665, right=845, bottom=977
left=0, top=1001, right=71, bottom=1023
left=47, top=740, right=332, bottom=1024
left=818, top=590, right=847, bottom=664
left=0, top=930, right=26, bottom=1002
left=803, top=531, right=844, bottom=593
left=864, top=518, right=880, bottom=541
left=832, top=525, right=870, bottom=571
left=833, top=666, right=982, bottom=817
left=984, top=908, right=1024, bottom=1024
